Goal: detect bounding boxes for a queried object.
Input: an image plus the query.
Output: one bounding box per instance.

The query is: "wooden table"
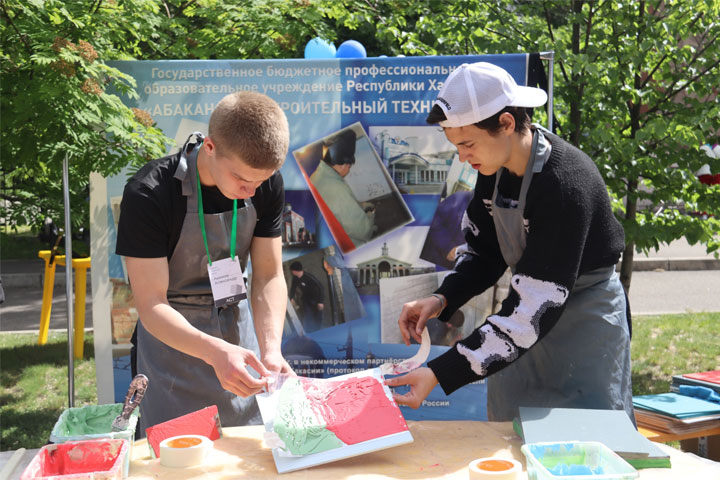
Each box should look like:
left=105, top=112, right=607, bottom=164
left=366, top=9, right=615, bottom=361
left=639, top=424, right=720, bottom=443
left=126, top=421, right=720, bottom=479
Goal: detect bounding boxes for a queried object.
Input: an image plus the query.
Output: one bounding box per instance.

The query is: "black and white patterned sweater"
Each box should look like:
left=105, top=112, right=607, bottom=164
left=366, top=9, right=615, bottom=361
left=427, top=131, right=625, bottom=394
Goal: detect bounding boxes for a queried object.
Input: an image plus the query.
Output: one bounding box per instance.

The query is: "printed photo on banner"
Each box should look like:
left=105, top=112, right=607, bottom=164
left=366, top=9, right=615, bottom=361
left=420, top=159, right=478, bottom=270
left=379, top=271, right=494, bottom=347
left=342, top=226, right=436, bottom=296
left=368, top=126, right=457, bottom=195
left=281, top=190, right=319, bottom=251
left=282, top=246, right=366, bottom=335
left=293, top=123, right=413, bottom=254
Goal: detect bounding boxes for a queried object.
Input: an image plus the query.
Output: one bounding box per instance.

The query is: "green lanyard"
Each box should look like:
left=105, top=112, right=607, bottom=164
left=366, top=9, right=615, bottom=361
left=196, top=165, right=237, bottom=266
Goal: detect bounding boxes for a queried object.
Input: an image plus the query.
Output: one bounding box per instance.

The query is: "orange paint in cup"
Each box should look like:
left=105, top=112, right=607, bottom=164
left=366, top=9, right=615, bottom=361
left=166, top=436, right=203, bottom=448
left=476, top=459, right=515, bottom=471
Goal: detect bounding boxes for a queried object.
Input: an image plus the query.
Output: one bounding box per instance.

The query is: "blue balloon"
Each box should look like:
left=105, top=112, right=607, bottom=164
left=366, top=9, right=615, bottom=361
left=336, top=40, right=367, bottom=58
left=304, top=37, right=336, bottom=59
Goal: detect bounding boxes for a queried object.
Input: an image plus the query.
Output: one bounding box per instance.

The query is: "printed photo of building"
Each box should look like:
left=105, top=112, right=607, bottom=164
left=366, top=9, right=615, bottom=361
left=370, top=126, right=457, bottom=194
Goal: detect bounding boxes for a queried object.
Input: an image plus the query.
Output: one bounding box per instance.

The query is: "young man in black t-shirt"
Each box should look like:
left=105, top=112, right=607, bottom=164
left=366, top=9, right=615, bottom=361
left=116, top=92, right=293, bottom=429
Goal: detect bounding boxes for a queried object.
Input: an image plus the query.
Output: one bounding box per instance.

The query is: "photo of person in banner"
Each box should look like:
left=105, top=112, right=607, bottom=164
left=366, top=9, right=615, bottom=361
left=386, top=62, right=634, bottom=423
left=311, top=128, right=378, bottom=245
left=288, top=260, right=325, bottom=333
left=293, top=123, right=414, bottom=253
left=283, top=246, right=366, bottom=335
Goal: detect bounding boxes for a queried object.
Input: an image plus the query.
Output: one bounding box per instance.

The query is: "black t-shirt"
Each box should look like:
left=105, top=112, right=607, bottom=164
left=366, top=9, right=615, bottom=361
left=115, top=153, right=284, bottom=259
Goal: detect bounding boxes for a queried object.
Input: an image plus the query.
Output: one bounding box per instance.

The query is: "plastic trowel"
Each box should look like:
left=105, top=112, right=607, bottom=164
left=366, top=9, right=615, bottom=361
left=379, top=328, right=431, bottom=375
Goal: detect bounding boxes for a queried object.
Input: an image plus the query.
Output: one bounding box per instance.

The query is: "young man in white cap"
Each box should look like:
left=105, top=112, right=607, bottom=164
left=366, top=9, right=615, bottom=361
left=387, top=62, right=634, bottom=423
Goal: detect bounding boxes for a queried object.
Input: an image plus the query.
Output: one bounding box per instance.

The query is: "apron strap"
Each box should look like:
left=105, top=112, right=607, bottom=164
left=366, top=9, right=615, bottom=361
left=517, top=130, right=540, bottom=207
left=174, top=132, right=204, bottom=205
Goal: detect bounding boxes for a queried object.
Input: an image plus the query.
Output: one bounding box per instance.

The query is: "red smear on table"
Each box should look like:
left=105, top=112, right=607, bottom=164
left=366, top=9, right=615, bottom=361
left=145, top=405, right=221, bottom=458
left=302, top=376, right=408, bottom=445
left=21, top=439, right=126, bottom=479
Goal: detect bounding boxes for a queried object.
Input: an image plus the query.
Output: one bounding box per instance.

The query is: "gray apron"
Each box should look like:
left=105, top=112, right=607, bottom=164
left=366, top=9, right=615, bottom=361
left=137, top=135, right=262, bottom=431
left=486, top=130, right=634, bottom=422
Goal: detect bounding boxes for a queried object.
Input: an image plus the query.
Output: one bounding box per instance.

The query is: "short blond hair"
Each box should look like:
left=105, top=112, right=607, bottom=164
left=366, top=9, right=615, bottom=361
left=208, top=92, right=289, bottom=170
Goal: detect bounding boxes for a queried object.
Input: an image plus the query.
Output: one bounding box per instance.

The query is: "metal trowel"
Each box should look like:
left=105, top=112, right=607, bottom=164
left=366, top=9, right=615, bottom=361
left=111, top=374, right=149, bottom=432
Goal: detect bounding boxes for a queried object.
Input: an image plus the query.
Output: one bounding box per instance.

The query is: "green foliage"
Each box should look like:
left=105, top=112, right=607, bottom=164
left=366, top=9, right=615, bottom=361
left=365, top=0, right=720, bottom=286
left=1, top=0, right=717, bottom=287
left=0, top=0, right=169, bottom=231
left=134, top=0, right=338, bottom=60
left=0, top=228, right=45, bottom=259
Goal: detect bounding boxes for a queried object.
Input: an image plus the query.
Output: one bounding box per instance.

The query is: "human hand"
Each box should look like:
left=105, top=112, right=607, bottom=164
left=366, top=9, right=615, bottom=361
left=385, top=367, right=439, bottom=408
left=262, top=349, right=295, bottom=376
left=317, top=303, right=324, bottom=311
left=397, top=295, right=445, bottom=345
left=207, top=343, right=270, bottom=397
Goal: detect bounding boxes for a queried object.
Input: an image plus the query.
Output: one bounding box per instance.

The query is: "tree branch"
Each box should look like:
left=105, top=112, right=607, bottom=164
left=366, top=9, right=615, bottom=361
left=640, top=50, right=720, bottom=120
left=582, top=0, right=595, bottom=54
left=1, top=2, right=33, bottom=54
left=542, top=0, right=570, bottom=85
left=639, top=9, right=705, bottom=91
left=482, top=1, right=535, bottom=46
left=178, top=0, right=197, bottom=13
left=638, top=52, right=669, bottom=90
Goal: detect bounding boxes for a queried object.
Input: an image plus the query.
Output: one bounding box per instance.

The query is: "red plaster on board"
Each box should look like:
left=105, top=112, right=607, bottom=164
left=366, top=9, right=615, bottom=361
left=302, top=376, right=408, bottom=445
left=145, top=405, right=221, bottom=458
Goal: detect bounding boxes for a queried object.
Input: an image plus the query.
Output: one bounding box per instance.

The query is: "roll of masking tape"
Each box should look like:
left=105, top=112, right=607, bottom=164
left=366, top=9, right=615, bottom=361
left=468, top=457, right=522, bottom=480
left=159, top=434, right=212, bottom=468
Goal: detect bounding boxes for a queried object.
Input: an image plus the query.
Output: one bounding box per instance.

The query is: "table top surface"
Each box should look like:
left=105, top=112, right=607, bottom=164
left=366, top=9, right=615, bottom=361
left=3, top=421, right=718, bottom=479
left=125, top=421, right=719, bottom=479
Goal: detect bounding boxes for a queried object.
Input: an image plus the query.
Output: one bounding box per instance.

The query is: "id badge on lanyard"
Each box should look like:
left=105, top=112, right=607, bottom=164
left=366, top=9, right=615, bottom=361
left=207, top=257, right=247, bottom=307
left=191, top=134, right=247, bottom=307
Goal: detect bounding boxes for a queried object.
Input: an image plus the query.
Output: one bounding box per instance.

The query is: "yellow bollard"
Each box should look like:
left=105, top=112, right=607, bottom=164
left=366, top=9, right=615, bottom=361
left=71, top=257, right=91, bottom=359
left=38, top=250, right=90, bottom=358
left=38, top=250, right=65, bottom=345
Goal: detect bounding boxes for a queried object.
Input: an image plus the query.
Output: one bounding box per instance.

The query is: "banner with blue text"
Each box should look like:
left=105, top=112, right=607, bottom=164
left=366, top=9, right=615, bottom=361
left=98, top=54, right=536, bottom=421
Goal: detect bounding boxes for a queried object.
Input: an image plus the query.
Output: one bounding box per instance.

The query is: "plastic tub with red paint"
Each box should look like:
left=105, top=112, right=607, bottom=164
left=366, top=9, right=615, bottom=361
left=20, top=438, right=129, bottom=480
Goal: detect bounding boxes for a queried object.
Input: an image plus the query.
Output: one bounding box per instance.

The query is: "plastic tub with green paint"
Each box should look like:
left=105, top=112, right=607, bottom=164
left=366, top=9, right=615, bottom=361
left=521, top=441, right=638, bottom=480
left=49, top=403, right=139, bottom=478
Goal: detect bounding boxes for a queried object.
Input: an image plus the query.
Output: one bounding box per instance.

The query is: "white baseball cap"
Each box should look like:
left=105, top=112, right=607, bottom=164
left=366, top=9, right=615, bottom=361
left=434, top=62, right=548, bottom=128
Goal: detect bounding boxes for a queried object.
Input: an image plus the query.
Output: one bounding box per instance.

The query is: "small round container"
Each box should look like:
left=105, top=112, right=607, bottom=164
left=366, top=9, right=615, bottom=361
left=468, top=457, right=522, bottom=480
left=159, top=434, right=212, bottom=468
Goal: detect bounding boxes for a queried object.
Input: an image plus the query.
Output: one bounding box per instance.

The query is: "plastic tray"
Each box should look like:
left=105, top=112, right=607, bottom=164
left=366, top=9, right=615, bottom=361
left=521, top=441, right=639, bottom=480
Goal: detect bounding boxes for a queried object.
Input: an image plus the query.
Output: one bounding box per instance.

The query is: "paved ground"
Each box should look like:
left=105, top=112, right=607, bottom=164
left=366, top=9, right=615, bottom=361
left=0, top=285, right=93, bottom=332
left=1, top=239, right=718, bottom=333
left=628, top=270, right=720, bottom=315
